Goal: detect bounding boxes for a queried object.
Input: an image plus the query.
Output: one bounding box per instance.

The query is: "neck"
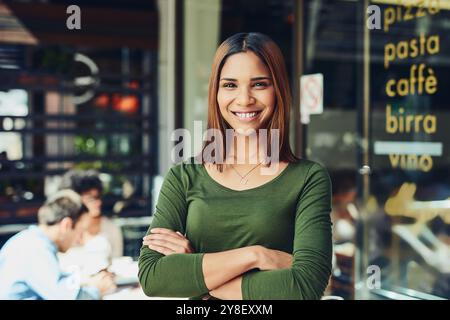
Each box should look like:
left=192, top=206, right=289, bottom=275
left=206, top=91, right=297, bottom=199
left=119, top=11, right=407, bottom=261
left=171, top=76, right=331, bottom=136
left=227, top=134, right=268, bottom=165
left=38, top=224, right=59, bottom=247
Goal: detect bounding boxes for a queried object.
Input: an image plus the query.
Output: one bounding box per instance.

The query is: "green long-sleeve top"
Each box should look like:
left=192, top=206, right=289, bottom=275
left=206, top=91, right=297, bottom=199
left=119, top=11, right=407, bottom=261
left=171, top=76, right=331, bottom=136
left=138, top=158, right=333, bottom=300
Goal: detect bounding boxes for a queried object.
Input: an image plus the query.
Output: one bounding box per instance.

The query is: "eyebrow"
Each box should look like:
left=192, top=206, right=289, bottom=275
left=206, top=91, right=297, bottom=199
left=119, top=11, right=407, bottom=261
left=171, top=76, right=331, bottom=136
left=220, top=76, right=272, bottom=81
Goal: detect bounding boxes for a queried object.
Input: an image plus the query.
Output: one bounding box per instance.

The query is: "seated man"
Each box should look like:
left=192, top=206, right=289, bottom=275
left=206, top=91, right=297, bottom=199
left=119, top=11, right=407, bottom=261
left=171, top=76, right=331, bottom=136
left=0, top=190, right=116, bottom=300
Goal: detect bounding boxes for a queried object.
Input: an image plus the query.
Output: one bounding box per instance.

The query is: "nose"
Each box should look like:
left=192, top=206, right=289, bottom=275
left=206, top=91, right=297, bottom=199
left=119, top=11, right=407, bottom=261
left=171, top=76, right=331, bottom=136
left=236, top=88, right=255, bottom=106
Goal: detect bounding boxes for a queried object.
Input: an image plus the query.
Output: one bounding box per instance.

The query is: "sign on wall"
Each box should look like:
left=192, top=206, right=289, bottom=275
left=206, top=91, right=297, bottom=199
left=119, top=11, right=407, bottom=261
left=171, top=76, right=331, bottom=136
left=300, top=73, right=323, bottom=124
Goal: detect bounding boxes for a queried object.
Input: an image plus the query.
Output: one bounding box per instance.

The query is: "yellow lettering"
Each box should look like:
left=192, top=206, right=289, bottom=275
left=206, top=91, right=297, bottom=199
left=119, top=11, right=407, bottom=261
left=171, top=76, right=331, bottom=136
left=420, top=32, right=427, bottom=56
left=383, top=35, right=439, bottom=68
left=385, top=64, right=437, bottom=97
left=385, top=104, right=437, bottom=134
left=389, top=154, right=401, bottom=168
left=384, top=7, right=396, bottom=32
left=424, top=115, right=436, bottom=133
left=407, top=154, right=418, bottom=169
left=404, top=5, right=414, bottom=21
left=386, top=105, right=398, bottom=133
left=429, top=0, right=441, bottom=14
left=419, top=155, right=433, bottom=172
left=410, top=39, right=418, bottom=58
left=414, top=115, right=424, bottom=132
left=388, top=154, right=434, bottom=172
left=406, top=115, right=414, bottom=132
left=427, top=35, right=440, bottom=55
left=386, top=79, right=396, bottom=97
left=385, top=43, right=395, bottom=69
left=416, top=0, right=426, bottom=18
left=397, top=79, right=409, bottom=96
left=399, top=108, right=405, bottom=133
left=425, top=68, right=437, bottom=94
left=397, top=41, right=409, bottom=59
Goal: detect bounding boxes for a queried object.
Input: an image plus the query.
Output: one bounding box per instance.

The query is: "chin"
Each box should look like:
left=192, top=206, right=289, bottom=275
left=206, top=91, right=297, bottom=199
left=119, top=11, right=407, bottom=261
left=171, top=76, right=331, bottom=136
left=89, top=212, right=102, bottom=218
left=59, top=246, right=69, bottom=253
left=235, top=126, right=260, bottom=135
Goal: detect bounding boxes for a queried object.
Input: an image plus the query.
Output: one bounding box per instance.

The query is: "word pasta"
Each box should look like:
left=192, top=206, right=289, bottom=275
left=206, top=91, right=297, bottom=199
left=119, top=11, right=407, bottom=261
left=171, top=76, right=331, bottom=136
left=384, top=34, right=439, bottom=69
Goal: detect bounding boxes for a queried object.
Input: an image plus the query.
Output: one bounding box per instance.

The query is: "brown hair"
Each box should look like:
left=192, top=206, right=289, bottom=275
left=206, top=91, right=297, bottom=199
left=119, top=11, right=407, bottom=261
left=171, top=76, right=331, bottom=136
left=199, top=32, right=298, bottom=171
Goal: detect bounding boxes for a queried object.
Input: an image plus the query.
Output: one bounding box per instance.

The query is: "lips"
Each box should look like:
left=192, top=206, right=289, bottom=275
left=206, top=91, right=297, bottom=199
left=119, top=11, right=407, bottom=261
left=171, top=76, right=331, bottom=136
left=231, top=110, right=262, bottom=121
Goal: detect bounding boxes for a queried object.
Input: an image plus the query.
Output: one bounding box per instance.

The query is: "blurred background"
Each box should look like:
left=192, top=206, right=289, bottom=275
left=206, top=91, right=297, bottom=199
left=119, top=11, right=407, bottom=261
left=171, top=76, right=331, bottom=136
left=0, top=0, right=449, bottom=300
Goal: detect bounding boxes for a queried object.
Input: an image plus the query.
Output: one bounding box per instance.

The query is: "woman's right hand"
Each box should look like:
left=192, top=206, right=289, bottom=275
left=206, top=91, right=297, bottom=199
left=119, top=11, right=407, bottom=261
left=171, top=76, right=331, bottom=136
left=254, top=245, right=293, bottom=270
left=142, top=228, right=195, bottom=256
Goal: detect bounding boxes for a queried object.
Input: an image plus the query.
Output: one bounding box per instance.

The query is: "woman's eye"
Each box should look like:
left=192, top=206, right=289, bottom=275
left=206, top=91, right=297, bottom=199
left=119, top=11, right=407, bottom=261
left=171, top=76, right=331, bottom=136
left=253, top=82, right=268, bottom=88
left=222, top=82, right=236, bottom=88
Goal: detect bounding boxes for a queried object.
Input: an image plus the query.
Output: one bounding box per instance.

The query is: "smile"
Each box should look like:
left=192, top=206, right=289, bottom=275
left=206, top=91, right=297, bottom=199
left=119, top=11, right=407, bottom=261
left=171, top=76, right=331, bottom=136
left=231, top=110, right=262, bottom=121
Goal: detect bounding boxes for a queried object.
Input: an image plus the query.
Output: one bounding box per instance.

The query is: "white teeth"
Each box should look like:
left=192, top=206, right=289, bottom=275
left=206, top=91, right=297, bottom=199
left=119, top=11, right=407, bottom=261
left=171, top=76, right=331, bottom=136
left=235, top=112, right=258, bottom=118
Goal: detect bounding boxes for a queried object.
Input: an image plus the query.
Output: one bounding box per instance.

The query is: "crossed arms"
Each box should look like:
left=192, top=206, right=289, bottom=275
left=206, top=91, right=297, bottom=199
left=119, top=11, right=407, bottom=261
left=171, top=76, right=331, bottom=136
left=140, top=228, right=292, bottom=299
left=138, top=164, right=332, bottom=300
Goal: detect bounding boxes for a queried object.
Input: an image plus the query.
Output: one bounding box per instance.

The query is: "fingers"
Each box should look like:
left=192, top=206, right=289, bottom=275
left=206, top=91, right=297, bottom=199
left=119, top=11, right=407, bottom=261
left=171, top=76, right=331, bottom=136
left=100, top=276, right=117, bottom=296
left=96, top=271, right=115, bottom=285
left=149, top=228, right=187, bottom=241
left=150, top=228, right=184, bottom=238
left=143, top=233, right=189, bottom=248
left=147, top=242, right=175, bottom=256
left=142, top=228, right=193, bottom=255
left=144, top=237, right=192, bottom=254
left=175, top=231, right=185, bottom=238
left=146, top=238, right=183, bottom=252
left=104, top=276, right=117, bottom=291
left=89, top=272, right=117, bottom=296
left=95, top=271, right=111, bottom=280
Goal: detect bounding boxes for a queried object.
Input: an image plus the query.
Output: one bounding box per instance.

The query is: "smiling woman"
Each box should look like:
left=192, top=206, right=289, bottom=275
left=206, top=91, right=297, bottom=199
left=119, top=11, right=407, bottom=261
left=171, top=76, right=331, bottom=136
left=217, top=52, right=275, bottom=130
left=138, top=33, right=333, bottom=300
left=203, top=33, right=296, bottom=171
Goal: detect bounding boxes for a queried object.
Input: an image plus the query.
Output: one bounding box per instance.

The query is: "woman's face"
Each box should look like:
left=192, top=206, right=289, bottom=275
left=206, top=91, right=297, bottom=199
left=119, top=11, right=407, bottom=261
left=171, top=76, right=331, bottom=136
left=217, top=51, right=275, bottom=134
left=80, top=188, right=102, bottom=218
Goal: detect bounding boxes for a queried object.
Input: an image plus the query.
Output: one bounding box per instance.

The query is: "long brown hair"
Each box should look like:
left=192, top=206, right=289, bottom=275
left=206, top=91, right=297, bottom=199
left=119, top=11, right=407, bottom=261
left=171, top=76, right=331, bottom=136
left=199, top=32, right=299, bottom=171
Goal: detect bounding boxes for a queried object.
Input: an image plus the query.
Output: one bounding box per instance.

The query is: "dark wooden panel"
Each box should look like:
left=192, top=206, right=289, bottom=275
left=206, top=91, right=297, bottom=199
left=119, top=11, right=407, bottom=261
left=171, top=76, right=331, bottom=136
left=0, top=3, right=158, bottom=48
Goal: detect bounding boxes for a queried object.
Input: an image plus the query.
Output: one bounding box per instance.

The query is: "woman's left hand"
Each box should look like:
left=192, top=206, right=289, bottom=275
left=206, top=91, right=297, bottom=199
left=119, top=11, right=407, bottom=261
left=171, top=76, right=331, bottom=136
left=142, top=228, right=195, bottom=256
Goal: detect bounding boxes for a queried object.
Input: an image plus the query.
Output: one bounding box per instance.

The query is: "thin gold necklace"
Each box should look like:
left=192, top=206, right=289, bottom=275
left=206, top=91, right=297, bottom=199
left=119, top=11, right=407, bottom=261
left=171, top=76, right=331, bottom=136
left=230, top=162, right=263, bottom=185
